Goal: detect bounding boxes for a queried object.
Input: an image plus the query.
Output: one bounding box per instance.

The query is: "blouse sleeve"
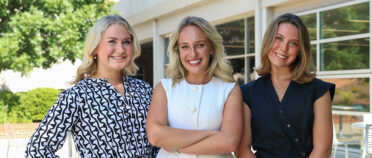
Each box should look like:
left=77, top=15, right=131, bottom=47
left=25, top=89, right=80, bottom=158
left=314, top=78, right=336, bottom=102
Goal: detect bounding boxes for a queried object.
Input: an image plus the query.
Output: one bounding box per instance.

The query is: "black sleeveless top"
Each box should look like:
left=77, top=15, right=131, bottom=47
left=240, top=75, right=335, bottom=158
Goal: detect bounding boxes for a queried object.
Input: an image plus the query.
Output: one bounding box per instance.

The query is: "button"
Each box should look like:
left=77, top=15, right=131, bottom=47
left=287, top=124, right=291, bottom=128
left=294, top=138, right=299, bottom=142
left=192, top=86, right=198, bottom=92
left=279, top=110, right=283, bottom=113
left=301, top=152, right=306, bottom=156
left=188, top=106, right=197, bottom=113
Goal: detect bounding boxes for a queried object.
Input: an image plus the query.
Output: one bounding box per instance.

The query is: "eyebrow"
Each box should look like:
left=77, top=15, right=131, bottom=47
left=276, top=33, right=299, bottom=41
left=178, top=40, right=208, bottom=45
left=106, top=36, right=132, bottom=40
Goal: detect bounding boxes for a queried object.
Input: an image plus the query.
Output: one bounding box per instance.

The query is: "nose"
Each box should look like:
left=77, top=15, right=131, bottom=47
left=190, top=46, right=197, bottom=57
left=279, top=41, right=289, bottom=52
left=117, top=43, right=125, bottom=54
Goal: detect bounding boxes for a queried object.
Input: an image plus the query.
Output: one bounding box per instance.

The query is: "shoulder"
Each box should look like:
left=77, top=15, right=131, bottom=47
left=126, top=76, right=152, bottom=89
left=240, top=76, right=266, bottom=91
left=304, top=78, right=335, bottom=90
left=213, top=77, right=235, bottom=86
left=302, top=78, right=335, bottom=101
left=160, top=78, right=172, bottom=88
left=55, top=83, right=83, bottom=102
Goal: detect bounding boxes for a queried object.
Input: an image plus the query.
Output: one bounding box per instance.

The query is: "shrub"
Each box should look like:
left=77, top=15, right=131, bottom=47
left=7, top=88, right=61, bottom=123
left=0, top=90, right=20, bottom=123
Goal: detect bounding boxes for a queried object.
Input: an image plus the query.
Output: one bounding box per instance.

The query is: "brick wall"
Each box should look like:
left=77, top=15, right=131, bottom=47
left=0, top=123, right=39, bottom=139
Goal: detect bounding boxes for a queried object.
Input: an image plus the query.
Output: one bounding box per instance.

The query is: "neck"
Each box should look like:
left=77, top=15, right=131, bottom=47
left=186, top=73, right=211, bottom=85
left=270, top=67, right=292, bottom=81
left=94, top=69, right=123, bottom=85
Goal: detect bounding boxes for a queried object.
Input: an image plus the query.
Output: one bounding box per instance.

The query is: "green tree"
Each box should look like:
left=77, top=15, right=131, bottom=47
left=0, top=0, right=114, bottom=74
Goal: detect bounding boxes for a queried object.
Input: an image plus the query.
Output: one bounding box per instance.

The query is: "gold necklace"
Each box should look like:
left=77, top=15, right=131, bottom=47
left=273, top=79, right=291, bottom=101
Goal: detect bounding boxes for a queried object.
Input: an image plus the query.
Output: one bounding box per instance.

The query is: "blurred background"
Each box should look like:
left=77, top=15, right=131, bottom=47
left=1, top=0, right=371, bottom=157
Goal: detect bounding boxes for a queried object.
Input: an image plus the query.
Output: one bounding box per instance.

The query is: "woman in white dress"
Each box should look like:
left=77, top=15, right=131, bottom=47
left=146, top=16, right=243, bottom=158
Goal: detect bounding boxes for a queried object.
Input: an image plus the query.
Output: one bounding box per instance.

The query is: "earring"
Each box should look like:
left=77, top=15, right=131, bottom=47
left=94, top=56, right=97, bottom=60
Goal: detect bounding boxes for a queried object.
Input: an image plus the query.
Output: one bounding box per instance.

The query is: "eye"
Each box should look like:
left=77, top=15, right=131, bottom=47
left=108, top=40, right=116, bottom=43
left=275, top=36, right=282, bottom=41
left=290, top=41, right=298, bottom=47
left=196, top=43, right=205, bottom=48
left=180, top=45, right=188, bottom=49
left=123, top=40, right=131, bottom=45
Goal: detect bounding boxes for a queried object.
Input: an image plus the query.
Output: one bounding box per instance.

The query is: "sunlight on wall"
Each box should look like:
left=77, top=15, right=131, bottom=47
left=0, top=60, right=82, bottom=92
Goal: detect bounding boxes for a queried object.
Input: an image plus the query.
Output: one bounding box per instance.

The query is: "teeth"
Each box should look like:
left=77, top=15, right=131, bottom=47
left=189, top=60, right=200, bottom=64
left=276, top=53, right=286, bottom=59
left=112, top=56, right=124, bottom=59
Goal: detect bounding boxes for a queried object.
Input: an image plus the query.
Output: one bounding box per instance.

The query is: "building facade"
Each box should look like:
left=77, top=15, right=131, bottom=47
left=115, top=0, right=372, bottom=118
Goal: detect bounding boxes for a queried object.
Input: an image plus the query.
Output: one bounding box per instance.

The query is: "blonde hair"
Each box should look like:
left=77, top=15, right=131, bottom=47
left=256, top=13, right=315, bottom=84
left=72, top=14, right=141, bottom=84
left=166, top=16, right=235, bottom=85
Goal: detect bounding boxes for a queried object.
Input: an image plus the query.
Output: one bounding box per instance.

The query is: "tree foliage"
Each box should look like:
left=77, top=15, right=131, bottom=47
left=0, top=0, right=114, bottom=74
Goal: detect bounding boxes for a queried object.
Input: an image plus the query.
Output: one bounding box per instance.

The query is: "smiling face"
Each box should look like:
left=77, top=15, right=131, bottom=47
left=178, top=25, right=213, bottom=77
left=268, top=22, right=300, bottom=70
left=94, top=23, right=134, bottom=76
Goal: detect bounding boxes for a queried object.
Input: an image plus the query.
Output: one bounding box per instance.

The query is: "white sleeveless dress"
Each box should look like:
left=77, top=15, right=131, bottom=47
left=156, top=77, right=235, bottom=158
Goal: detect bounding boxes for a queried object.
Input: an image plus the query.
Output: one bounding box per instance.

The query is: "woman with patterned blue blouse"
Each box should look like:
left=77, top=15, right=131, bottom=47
left=25, top=14, right=158, bottom=157
left=236, top=13, right=334, bottom=158
left=146, top=16, right=243, bottom=158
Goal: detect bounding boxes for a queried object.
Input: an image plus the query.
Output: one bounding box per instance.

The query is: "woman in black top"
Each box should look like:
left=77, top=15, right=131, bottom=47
left=25, top=14, right=158, bottom=157
left=236, top=13, right=334, bottom=158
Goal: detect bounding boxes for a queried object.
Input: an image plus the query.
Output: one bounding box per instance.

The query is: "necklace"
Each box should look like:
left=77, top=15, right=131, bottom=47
left=272, top=79, right=291, bottom=102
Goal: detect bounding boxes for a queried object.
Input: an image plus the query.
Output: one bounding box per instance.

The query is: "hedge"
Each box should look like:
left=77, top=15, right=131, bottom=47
left=0, top=87, right=61, bottom=123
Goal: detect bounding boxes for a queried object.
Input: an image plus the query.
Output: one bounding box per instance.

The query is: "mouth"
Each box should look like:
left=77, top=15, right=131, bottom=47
left=111, top=56, right=126, bottom=60
left=275, top=52, right=287, bottom=60
left=188, top=59, right=201, bottom=65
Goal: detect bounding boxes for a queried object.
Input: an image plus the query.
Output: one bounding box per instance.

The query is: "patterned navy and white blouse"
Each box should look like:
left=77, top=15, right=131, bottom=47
left=25, top=76, right=158, bottom=158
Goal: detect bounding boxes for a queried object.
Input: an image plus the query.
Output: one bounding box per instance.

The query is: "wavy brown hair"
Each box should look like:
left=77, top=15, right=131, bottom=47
left=72, top=14, right=141, bottom=84
left=256, top=13, right=315, bottom=84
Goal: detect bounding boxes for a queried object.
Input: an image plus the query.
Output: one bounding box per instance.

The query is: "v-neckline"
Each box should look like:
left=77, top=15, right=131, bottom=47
left=268, top=76, right=292, bottom=103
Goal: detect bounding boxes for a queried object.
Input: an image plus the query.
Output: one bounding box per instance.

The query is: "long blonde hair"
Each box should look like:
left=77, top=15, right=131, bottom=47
left=256, top=13, right=315, bottom=84
left=166, top=16, right=235, bottom=85
left=72, top=14, right=141, bottom=84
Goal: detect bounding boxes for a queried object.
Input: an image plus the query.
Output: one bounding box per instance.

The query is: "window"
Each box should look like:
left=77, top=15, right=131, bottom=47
left=216, top=17, right=255, bottom=85
left=299, top=1, right=371, bottom=112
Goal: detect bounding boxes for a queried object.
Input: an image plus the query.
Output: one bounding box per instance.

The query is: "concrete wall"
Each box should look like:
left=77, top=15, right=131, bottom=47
left=0, top=60, right=81, bottom=92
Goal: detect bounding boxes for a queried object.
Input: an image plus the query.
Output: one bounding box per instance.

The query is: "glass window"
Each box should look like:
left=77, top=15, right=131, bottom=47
left=216, top=19, right=245, bottom=56
left=298, top=1, right=371, bottom=113
left=320, top=2, right=369, bottom=39
left=323, top=78, right=370, bottom=112
left=320, top=38, right=369, bottom=71
left=164, top=37, right=170, bottom=65
left=248, top=18, right=255, bottom=53
left=300, top=13, right=317, bottom=40
left=311, top=44, right=316, bottom=67
left=216, top=17, right=255, bottom=84
left=247, top=56, right=255, bottom=82
left=230, top=58, right=245, bottom=85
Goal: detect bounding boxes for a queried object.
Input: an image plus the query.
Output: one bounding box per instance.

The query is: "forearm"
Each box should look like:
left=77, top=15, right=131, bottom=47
left=147, top=124, right=216, bottom=149
left=309, top=147, right=331, bottom=158
left=235, top=144, right=256, bottom=158
left=235, top=149, right=256, bottom=158
left=178, top=131, right=240, bottom=155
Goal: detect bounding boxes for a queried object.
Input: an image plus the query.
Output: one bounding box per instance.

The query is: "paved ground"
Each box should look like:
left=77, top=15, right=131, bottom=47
left=1, top=136, right=79, bottom=158
left=0, top=138, right=366, bottom=158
